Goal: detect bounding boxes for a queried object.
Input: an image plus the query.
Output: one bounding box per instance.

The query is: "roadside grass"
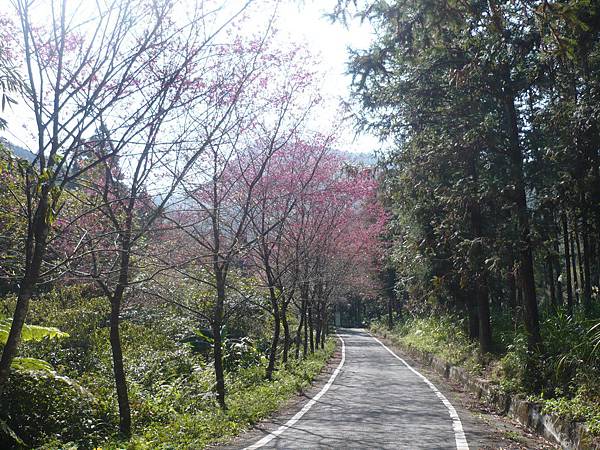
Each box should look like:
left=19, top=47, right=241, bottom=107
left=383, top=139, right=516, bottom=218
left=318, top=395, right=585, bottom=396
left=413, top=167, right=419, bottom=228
left=503, top=430, right=526, bottom=444
left=33, top=340, right=336, bottom=450
left=117, top=340, right=336, bottom=450
left=370, top=316, right=482, bottom=372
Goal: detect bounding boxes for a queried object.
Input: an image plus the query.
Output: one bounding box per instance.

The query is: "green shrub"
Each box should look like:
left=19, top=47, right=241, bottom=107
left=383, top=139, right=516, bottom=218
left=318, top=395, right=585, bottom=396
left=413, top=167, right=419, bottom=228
left=371, top=316, right=480, bottom=370
left=542, top=394, right=600, bottom=435
left=0, top=369, right=110, bottom=449
left=116, top=339, right=336, bottom=450
left=496, top=333, right=529, bottom=393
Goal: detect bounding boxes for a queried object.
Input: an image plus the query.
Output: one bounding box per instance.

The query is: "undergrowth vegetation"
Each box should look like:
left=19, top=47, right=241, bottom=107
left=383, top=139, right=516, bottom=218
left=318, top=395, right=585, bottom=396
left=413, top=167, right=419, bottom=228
left=0, top=287, right=335, bottom=449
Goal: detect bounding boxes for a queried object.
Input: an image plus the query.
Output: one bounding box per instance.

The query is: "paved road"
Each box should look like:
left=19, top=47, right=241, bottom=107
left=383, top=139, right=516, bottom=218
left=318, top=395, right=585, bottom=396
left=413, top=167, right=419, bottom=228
left=241, top=329, right=469, bottom=450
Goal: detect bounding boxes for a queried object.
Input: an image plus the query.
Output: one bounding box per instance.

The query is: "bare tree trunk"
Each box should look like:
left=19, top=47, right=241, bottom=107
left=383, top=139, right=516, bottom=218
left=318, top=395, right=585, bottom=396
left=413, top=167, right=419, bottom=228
left=506, top=113, right=541, bottom=348
left=281, top=302, right=291, bottom=364
left=314, top=303, right=321, bottom=349
left=496, top=42, right=541, bottom=347
left=590, top=237, right=598, bottom=298
left=109, top=288, right=131, bottom=437
left=397, top=292, right=405, bottom=320
left=320, top=309, right=327, bottom=349
left=570, top=227, right=580, bottom=305
left=582, top=231, right=592, bottom=314
left=0, top=195, right=50, bottom=386
left=467, top=294, right=479, bottom=341
left=553, top=221, right=564, bottom=307
left=575, top=219, right=586, bottom=305
left=547, top=254, right=556, bottom=309
left=476, top=284, right=492, bottom=353
left=315, top=326, right=321, bottom=350
left=468, top=163, right=492, bottom=353
left=507, top=255, right=517, bottom=312
left=104, top=231, right=135, bottom=438
left=295, top=301, right=304, bottom=360
left=213, top=272, right=227, bottom=410
left=562, top=213, right=574, bottom=314
left=0, top=284, right=34, bottom=385
left=265, top=285, right=280, bottom=381
left=314, top=282, right=322, bottom=346
left=579, top=210, right=592, bottom=314
left=308, top=304, right=314, bottom=354
left=302, top=302, right=308, bottom=358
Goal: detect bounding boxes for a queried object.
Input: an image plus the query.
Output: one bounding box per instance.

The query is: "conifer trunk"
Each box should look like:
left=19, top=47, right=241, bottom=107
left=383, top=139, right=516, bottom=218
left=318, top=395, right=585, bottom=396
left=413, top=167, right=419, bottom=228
left=562, top=213, right=574, bottom=314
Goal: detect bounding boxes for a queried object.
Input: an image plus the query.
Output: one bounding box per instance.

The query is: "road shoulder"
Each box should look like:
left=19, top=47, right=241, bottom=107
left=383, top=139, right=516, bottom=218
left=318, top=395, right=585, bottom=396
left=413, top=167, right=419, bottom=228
left=212, top=340, right=344, bottom=450
left=373, top=333, right=558, bottom=450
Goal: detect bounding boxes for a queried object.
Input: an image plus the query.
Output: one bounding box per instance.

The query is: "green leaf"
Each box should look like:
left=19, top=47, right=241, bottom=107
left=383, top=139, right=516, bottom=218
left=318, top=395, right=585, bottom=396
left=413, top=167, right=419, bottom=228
left=11, top=357, right=54, bottom=372
left=38, top=168, right=51, bottom=183
left=0, top=318, right=69, bottom=346
left=193, top=328, right=214, bottom=345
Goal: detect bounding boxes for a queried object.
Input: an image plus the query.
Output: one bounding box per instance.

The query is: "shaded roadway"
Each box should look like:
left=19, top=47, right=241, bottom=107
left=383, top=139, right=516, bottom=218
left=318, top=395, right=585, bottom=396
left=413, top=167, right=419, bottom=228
left=241, top=328, right=464, bottom=449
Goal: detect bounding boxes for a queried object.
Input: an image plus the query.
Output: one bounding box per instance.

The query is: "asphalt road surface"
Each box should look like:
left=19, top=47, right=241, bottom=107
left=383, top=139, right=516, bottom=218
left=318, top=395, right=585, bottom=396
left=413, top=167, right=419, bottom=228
left=240, top=328, right=472, bottom=450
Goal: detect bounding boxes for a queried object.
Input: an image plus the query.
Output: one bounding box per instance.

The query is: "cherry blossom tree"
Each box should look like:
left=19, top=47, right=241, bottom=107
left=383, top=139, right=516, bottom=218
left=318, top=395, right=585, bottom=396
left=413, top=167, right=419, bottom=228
left=245, top=136, right=332, bottom=378
left=0, top=0, right=254, bottom=436
left=158, top=41, right=322, bottom=408
left=289, top=162, right=386, bottom=355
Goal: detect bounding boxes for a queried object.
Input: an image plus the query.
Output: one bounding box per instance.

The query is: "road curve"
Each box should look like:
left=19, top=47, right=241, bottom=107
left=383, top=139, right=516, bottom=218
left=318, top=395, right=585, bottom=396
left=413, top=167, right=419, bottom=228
left=242, top=328, right=469, bottom=450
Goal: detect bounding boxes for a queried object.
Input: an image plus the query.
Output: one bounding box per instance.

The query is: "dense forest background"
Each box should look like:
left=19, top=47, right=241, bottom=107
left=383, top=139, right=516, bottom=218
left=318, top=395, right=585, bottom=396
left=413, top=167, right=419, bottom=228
left=340, top=0, right=600, bottom=437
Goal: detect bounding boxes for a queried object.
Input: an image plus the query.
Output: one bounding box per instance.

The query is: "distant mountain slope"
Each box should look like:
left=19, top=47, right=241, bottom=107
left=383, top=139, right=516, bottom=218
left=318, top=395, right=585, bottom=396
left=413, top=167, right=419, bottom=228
left=0, top=138, right=36, bottom=162
left=334, top=149, right=376, bottom=166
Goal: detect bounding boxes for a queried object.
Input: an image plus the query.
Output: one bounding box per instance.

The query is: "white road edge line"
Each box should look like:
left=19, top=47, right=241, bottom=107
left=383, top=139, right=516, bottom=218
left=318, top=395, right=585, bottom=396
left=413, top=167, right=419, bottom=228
left=242, top=334, right=346, bottom=450
left=371, top=335, right=470, bottom=450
